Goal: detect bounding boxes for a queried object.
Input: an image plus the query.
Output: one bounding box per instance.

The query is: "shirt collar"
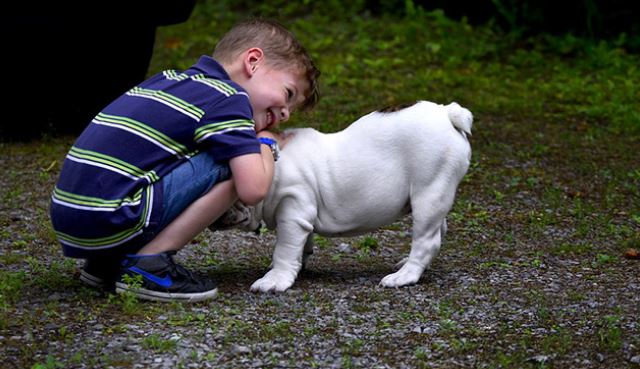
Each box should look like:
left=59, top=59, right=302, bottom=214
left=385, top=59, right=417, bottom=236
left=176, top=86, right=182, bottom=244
left=191, top=56, right=230, bottom=79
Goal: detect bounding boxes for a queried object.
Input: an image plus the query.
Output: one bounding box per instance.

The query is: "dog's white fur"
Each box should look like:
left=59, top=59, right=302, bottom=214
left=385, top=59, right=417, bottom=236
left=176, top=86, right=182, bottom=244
left=222, top=101, right=472, bottom=292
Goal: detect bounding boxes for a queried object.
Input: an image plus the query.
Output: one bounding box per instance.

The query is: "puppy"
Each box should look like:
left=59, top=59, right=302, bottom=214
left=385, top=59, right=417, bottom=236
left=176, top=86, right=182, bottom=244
left=213, top=101, right=473, bottom=292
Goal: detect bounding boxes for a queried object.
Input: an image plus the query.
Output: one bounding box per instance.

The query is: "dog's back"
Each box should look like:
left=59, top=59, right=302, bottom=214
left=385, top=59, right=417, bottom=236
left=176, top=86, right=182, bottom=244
left=266, top=101, right=473, bottom=235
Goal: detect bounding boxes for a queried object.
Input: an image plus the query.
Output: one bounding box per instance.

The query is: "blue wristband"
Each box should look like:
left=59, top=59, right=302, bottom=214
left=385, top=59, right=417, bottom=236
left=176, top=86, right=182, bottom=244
left=258, top=137, right=280, bottom=161
left=258, top=137, right=276, bottom=146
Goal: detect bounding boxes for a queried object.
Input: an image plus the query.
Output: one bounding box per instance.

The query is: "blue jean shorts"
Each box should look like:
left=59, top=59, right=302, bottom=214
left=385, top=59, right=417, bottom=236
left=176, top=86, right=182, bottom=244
left=74, top=152, right=230, bottom=260
left=157, top=152, right=231, bottom=230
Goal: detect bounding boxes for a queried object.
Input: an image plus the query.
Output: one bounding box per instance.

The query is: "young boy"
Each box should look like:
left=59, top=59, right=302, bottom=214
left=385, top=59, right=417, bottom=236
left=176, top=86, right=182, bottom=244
left=50, top=19, right=320, bottom=302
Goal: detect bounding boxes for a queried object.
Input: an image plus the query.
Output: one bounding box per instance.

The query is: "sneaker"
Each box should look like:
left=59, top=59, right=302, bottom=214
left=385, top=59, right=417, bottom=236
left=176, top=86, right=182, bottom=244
left=208, top=202, right=261, bottom=233
left=115, top=252, right=218, bottom=302
left=80, top=258, right=122, bottom=290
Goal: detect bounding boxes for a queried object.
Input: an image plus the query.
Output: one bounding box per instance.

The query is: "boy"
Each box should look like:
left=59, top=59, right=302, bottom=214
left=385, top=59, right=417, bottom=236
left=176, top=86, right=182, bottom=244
left=50, top=19, right=320, bottom=302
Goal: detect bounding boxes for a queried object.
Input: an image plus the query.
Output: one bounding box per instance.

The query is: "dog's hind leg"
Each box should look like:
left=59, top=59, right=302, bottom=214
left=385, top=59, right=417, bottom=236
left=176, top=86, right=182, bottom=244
left=380, top=182, right=455, bottom=287
left=393, top=218, right=446, bottom=271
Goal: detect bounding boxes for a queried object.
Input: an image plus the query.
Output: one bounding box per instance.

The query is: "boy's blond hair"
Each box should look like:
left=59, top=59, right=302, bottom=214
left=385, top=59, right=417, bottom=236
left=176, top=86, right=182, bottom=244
left=213, top=18, right=320, bottom=111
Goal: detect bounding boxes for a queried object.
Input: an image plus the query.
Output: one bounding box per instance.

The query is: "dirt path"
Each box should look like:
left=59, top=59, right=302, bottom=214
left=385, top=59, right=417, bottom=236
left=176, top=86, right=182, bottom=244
left=1, top=115, right=638, bottom=368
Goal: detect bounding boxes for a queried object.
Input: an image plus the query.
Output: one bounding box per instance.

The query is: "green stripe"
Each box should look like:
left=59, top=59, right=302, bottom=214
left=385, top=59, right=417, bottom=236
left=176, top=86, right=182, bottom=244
left=164, top=70, right=189, bottom=81
left=53, top=187, right=143, bottom=208
left=56, top=226, right=140, bottom=246
left=56, top=186, right=153, bottom=247
left=194, top=119, right=254, bottom=141
left=95, top=113, right=190, bottom=157
left=69, top=147, right=146, bottom=177
left=69, top=147, right=159, bottom=182
left=129, top=87, right=204, bottom=119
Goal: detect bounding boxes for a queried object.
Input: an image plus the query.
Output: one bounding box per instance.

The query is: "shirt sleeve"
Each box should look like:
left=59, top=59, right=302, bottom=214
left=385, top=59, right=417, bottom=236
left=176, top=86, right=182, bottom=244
left=194, top=93, right=261, bottom=161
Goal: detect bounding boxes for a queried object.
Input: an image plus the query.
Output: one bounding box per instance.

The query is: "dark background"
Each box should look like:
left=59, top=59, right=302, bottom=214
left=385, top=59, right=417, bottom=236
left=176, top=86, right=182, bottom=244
left=1, top=0, right=637, bottom=141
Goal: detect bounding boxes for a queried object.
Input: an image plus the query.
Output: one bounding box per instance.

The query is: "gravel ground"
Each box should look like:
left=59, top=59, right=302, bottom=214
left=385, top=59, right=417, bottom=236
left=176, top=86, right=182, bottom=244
left=1, top=115, right=639, bottom=368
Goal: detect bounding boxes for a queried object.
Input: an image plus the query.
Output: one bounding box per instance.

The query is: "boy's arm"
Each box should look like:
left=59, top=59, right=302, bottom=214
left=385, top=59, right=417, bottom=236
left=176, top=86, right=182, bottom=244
left=228, top=131, right=278, bottom=205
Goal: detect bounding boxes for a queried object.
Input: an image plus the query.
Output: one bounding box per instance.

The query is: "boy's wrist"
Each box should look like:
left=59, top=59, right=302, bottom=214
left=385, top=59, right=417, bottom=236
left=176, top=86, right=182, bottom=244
left=259, top=137, right=280, bottom=161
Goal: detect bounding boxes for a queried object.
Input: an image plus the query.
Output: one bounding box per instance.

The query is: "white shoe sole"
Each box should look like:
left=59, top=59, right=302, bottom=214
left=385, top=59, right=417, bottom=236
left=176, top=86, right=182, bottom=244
left=115, top=283, right=218, bottom=303
left=80, top=269, right=105, bottom=288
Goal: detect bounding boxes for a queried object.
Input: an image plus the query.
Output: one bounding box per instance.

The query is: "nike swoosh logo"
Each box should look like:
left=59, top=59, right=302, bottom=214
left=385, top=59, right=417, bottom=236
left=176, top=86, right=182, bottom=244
left=128, top=266, right=173, bottom=288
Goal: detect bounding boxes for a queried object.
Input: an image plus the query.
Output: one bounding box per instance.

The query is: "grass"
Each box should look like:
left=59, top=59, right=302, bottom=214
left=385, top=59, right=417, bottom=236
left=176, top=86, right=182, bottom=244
left=2, top=1, right=639, bottom=368
left=150, top=1, right=639, bottom=135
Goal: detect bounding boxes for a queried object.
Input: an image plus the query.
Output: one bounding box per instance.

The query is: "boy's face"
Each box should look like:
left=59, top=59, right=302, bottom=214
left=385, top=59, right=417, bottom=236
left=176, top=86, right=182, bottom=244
left=242, top=65, right=308, bottom=132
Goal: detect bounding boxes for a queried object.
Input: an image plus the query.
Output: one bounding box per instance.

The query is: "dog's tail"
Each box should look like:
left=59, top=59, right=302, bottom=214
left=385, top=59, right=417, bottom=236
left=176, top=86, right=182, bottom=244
left=447, top=102, right=473, bottom=138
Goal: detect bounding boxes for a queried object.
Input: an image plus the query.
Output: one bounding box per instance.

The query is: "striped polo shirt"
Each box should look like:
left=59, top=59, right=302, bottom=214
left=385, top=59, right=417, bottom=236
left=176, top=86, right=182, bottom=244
left=50, top=56, right=260, bottom=258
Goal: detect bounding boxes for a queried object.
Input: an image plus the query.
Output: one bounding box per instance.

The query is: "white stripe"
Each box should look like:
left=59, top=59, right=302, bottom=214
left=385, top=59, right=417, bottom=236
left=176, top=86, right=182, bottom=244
left=192, top=78, right=231, bottom=97
left=195, top=126, right=256, bottom=143
left=59, top=229, right=144, bottom=250
left=163, top=71, right=188, bottom=81
left=51, top=196, right=142, bottom=212
left=66, top=155, right=140, bottom=181
left=126, top=92, right=200, bottom=121
left=144, top=185, right=153, bottom=228
left=92, top=119, right=184, bottom=158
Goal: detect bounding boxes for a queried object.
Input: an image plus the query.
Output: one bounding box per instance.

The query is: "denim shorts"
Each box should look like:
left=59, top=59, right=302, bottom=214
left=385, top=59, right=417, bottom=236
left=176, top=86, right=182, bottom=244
left=75, top=152, right=230, bottom=260
left=157, top=152, right=231, bottom=230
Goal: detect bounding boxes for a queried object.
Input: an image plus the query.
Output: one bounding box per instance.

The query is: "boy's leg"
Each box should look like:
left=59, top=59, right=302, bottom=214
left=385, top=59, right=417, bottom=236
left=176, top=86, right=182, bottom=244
left=116, top=153, right=236, bottom=302
left=136, top=180, right=236, bottom=255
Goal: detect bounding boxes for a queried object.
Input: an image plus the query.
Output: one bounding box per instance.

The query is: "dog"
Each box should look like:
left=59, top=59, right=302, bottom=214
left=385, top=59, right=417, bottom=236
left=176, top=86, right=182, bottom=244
left=212, top=101, right=473, bottom=292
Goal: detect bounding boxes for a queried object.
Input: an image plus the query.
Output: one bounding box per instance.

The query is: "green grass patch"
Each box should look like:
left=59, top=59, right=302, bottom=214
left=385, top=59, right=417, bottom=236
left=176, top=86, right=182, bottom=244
left=150, top=1, right=640, bottom=135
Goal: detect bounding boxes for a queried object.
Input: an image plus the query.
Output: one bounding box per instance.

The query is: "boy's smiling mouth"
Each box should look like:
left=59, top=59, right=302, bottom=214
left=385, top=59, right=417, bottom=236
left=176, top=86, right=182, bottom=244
left=265, top=110, right=275, bottom=128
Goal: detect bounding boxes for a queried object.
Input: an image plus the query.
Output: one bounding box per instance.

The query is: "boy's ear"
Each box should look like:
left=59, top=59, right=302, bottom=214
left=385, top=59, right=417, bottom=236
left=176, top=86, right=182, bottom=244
left=244, top=47, right=264, bottom=77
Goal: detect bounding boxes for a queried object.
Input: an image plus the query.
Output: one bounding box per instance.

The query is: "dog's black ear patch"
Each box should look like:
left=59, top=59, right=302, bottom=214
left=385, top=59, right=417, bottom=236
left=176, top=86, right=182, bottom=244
left=378, top=101, right=418, bottom=113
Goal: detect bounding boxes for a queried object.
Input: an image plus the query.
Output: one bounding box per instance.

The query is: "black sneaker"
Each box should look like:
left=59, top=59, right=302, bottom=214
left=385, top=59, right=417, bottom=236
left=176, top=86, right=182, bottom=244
left=80, top=258, right=122, bottom=290
left=115, top=252, right=218, bottom=302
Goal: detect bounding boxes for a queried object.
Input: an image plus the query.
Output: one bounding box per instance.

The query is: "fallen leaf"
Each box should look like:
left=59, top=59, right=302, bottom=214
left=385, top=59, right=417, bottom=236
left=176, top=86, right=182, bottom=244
left=624, top=248, right=639, bottom=259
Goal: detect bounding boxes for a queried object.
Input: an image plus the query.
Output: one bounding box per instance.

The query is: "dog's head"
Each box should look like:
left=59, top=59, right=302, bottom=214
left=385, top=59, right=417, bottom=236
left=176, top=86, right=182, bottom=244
left=208, top=201, right=263, bottom=233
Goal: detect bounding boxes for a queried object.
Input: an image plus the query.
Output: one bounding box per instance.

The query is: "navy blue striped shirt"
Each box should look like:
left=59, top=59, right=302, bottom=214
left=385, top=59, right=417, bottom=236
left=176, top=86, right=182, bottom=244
left=51, top=56, right=260, bottom=257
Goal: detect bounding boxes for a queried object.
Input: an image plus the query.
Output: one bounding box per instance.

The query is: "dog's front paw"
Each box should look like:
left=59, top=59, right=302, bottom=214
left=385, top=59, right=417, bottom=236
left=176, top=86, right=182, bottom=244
left=380, top=265, right=422, bottom=287
left=250, top=269, right=296, bottom=293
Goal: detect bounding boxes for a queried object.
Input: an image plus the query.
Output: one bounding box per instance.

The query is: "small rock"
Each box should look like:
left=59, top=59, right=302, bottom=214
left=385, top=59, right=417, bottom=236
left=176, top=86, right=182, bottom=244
left=44, top=323, right=59, bottom=331
left=630, top=355, right=640, bottom=364
left=411, top=326, right=436, bottom=334
left=338, top=243, right=352, bottom=253
left=231, top=344, right=251, bottom=355
left=528, top=355, right=550, bottom=364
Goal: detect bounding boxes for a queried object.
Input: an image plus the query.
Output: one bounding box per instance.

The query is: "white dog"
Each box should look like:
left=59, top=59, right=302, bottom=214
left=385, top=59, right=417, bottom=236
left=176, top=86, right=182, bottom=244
left=213, top=101, right=473, bottom=292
